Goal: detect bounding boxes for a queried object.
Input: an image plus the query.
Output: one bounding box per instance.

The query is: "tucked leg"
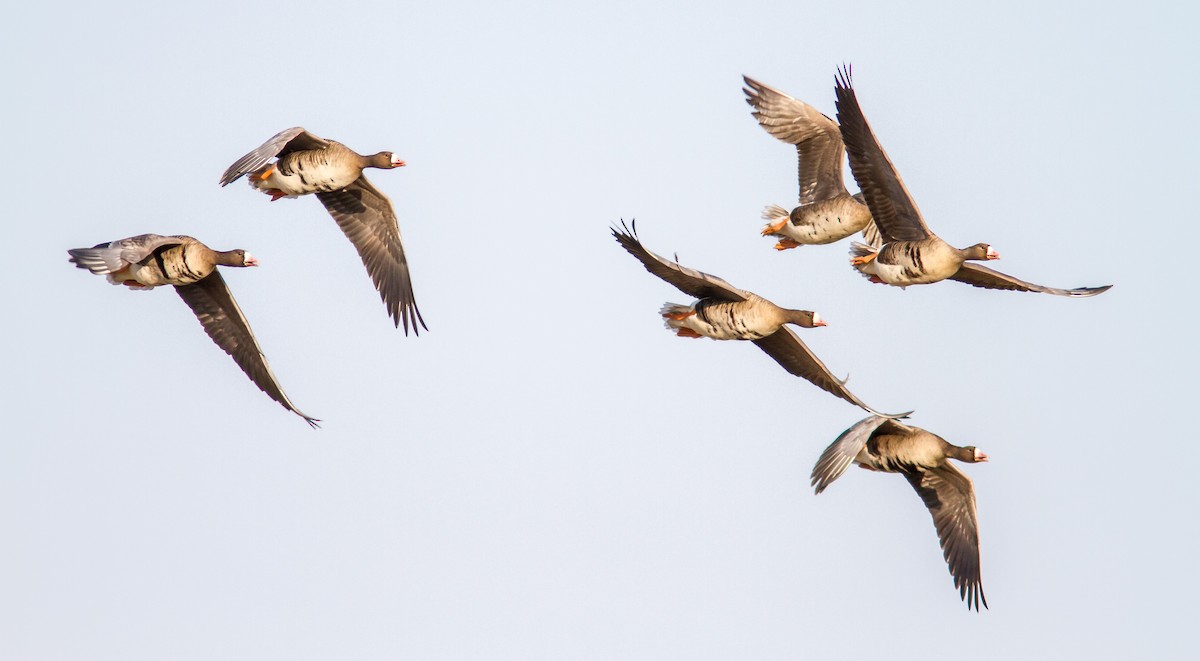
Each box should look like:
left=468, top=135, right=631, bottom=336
left=761, top=217, right=788, bottom=236
left=662, top=309, right=696, bottom=321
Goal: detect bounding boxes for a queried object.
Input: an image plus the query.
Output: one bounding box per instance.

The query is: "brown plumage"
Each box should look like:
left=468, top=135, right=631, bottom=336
left=835, top=67, right=1111, bottom=297
left=220, top=127, right=427, bottom=334
left=811, top=415, right=989, bottom=611
left=612, top=221, right=909, bottom=418
left=742, top=75, right=877, bottom=250
left=67, top=234, right=319, bottom=428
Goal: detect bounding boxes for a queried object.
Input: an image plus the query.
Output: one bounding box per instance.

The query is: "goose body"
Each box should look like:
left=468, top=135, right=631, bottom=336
left=613, top=221, right=907, bottom=418
left=249, top=141, right=398, bottom=199
left=68, top=234, right=251, bottom=290
left=220, top=127, right=426, bottom=334
left=660, top=295, right=823, bottom=341
left=743, top=76, right=876, bottom=250
left=849, top=238, right=989, bottom=288
left=811, top=415, right=988, bottom=611
left=834, top=67, right=1111, bottom=297
left=67, top=234, right=319, bottom=428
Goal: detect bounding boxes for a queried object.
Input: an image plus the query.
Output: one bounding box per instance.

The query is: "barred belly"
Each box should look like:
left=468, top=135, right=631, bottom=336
left=133, top=244, right=209, bottom=287
left=783, top=196, right=873, bottom=245
left=257, top=150, right=359, bottom=196
left=688, top=299, right=776, bottom=340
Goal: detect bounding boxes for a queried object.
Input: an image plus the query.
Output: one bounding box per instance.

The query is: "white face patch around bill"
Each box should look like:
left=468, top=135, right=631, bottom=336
left=244, top=252, right=259, bottom=267
left=812, top=311, right=826, bottom=327
left=389, top=153, right=406, bottom=167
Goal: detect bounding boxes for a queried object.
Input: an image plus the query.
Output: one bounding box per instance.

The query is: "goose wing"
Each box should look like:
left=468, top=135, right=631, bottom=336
left=752, top=329, right=911, bottom=418
left=219, top=127, right=330, bottom=186
left=612, top=221, right=751, bottom=302
left=950, top=263, right=1112, bottom=297
left=743, top=76, right=848, bottom=204
left=174, top=271, right=319, bottom=427
left=834, top=67, right=933, bottom=243
left=67, top=234, right=186, bottom=274
left=811, top=416, right=915, bottom=493
left=903, top=463, right=987, bottom=611
left=316, top=175, right=426, bottom=334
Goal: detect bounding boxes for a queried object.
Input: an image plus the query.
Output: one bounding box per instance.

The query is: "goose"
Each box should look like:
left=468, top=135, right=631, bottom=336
left=743, top=76, right=879, bottom=251
left=811, top=414, right=988, bottom=610
left=833, top=67, right=1111, bottom=297
left=67, top=234, right=319, bottom=428
left=612, top=221, right=907, bottom=418
left=219, top=127, right=426, bottom=334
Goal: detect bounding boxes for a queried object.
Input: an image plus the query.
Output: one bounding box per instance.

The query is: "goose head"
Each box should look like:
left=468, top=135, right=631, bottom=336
left=785, top=309, right=826, bottom=328
left=961, top=446, right=989, bottom=463
left=218, top=249, right=258, bottom=268
left=961, top=243, right=1000, bottom=261
left=366, top=151, right=406, bottom=169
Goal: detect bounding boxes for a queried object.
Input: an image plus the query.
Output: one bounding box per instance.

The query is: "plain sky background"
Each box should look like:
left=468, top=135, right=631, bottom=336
left=2, top=1, right=1196, bottom=659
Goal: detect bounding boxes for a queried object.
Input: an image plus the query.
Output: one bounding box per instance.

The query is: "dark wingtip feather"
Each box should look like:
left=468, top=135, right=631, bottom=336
left=1071, top=284, right=1113, bottom=297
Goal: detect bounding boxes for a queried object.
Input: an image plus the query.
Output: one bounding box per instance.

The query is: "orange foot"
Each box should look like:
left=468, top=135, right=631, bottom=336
left=774, top=239, right=801, bottom=251
left=662, top=310, right=696, bottom=321
left=868, top=275, right=885, bottom=284
left=761, top=218, right=788, bottom=236
left=676, top=328, right=702, bottom=338
left=850, top=252, right=878, bottom=266
left=266, top=189, right=288, bottom=201
left=257, top=164, right=276, bottom=181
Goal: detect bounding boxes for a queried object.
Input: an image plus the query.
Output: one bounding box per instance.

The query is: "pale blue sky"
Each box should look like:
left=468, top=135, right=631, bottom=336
left=2, top=1, right=1196, bottom=659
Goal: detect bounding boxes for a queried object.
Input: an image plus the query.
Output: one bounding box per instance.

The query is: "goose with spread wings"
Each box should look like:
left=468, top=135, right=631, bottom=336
left=811, top=415, right=989, bottom=610
left=612, top=222, right=907, bottom=418
left=220, top=127, right=427, bottom=333
left=743, top=76, right=879, bottom=251
left=68, top=234, right=319, bottom=428
left=833, top=68, right=1111, bottom=297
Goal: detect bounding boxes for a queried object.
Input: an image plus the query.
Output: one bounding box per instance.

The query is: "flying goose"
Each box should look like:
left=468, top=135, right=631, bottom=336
left=811, top=415, right=988, bottom=610
left=612, top=221, right=907, bottom=418
left=833, top=67, right=1111, bottom=297
left=743, top=76, right=879, bottom=250
left=67, top=234, right=319, bottom=428
left=219, top=127, right=427, bottom=334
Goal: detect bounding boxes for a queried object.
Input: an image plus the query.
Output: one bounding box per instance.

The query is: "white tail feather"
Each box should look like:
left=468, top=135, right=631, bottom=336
left=761, top=204, right=789, bottom=221
left=659, top=303, right=692, bottom=330
left=849, top=241, right=877, bottom=258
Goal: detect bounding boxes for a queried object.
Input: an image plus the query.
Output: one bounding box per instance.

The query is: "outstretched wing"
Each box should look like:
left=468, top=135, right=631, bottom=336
left=175, top=272, right=320, bottom=427
left=743, top=76, right=848, bottom=204
left=316, top=175, right=426, bottom=334
left=903, top=463, right=987, bottom=611
left=752, top=328, right=912, bottom=419
left=219, top=127, right=329, bottom=186
left=834, top=67, right=933, bottom=243
left=950, top=263, right=1112, bottom=297
left=611, top=221, right=750, bottom=302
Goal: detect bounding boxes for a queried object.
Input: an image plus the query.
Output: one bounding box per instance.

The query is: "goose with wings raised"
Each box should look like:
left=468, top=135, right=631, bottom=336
left=743, top=75, right=878, bottom=251
left=612, top=222, right=907, bottom=418
left=834, top=68, right=1111, bottom=297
